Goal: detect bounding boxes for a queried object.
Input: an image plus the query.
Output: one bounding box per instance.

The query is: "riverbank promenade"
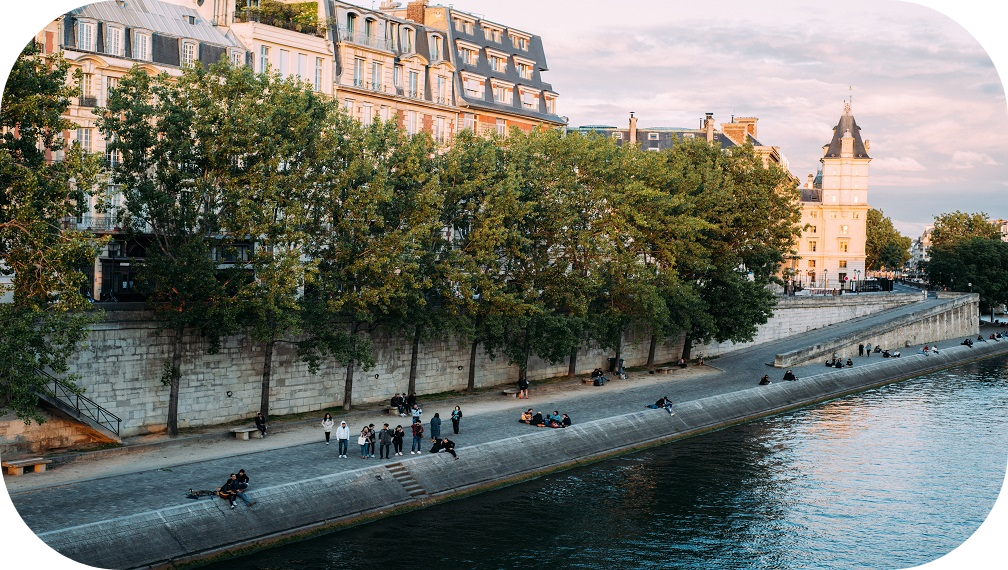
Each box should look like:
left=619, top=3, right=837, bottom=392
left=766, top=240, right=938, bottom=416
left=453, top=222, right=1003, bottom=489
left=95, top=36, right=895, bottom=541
left=5, top=295, right=1008, bottom=568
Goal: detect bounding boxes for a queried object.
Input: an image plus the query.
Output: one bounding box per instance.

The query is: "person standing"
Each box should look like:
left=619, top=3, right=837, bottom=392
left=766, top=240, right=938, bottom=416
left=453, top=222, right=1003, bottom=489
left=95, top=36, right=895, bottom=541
left=858, top=343, right=865, bottom=357
left=411, top=403, right=423, bottom=424
left=517, top=376, right=529, bottom=399
left=336, top=420, right=350, bottom=458
left=411, top=419, right=425, bottom=454
left=358, top=426, right=369, bottom=459
left=866, top=343, right=872, bottom=358
left=254, top=412, right=267, bottom=438
left=430, top=413, right=442, bottom=441
left=451, top=406, right=462, bottom=434
left=392, top=425, right=405, bottom=456
left=378, top=423, right=393, bottom=459
left=367, top=423, right=377, bottom=458
left=321, top=413, right=334, bottom=445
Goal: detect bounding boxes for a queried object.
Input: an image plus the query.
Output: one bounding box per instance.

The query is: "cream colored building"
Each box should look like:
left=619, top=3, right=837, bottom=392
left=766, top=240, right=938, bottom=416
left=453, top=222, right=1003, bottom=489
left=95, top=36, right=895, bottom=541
left=791, top=102, right=870, bottom=290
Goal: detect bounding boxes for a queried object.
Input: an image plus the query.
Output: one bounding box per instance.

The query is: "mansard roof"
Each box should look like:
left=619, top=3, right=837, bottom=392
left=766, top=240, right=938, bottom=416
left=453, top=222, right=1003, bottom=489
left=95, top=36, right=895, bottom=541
left=68, top=0, right=240, bottom=48
left=823, top=108, right=870, bottom=159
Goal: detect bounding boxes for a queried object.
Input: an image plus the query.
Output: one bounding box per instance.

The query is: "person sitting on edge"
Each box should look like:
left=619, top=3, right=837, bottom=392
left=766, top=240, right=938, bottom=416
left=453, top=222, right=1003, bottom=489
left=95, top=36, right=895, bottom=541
left=825, top=358, right=835, bottom=367
left=834, top=360, right=843, bottom=368
left=657, top=396, right=675, bottom=415
left=883, top=349, right=891, bottom=358
left=846, top=358, right=854, bottom=367
left=219, top=473, right=253, bottom=509
left=254, top=412, right=267, bottom=438
left=978, top=335, right=986, bottom=342
left=678, top=358, right=687, bottom=368
left=520, top=409, right=533, bottom=424
left=874, top=345, right=882, bottom=353
left=547, top=410, right=562, bottom=426
left=783, top=370, right=797, bottom=381
left=892, top=350, right=901, bottom=357
left=561, top=414, right=572, bottom=428
left=439, top=438, right=458, bottom=459
left=390, top=393, right=405, bottom=416
left=530, top=411, right=545, bottom=427
left=759, top=375, right=771, bottom=385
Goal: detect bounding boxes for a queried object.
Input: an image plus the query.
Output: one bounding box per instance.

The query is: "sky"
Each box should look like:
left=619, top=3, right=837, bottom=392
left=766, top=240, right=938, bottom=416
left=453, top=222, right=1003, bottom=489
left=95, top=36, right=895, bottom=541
left=1, top=1, right=1006, bottom=238
left=445, top=0, right=1008, bottom=239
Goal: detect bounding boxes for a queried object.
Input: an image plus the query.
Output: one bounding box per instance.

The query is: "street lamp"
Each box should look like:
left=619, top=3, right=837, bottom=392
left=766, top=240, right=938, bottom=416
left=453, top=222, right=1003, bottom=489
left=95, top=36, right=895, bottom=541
left=823, top=269, right=829, bottom=292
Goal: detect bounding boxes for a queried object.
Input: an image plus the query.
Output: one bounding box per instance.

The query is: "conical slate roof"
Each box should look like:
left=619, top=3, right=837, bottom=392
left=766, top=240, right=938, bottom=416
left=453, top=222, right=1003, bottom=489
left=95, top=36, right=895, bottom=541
left=823, top=108, right=870, bottom=159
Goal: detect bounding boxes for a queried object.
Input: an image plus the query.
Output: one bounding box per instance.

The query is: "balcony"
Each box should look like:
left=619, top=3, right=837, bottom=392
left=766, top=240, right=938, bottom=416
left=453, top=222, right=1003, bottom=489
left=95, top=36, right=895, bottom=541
left=79, top=95, right=98, bottom=107
left=337, top=26, right=392, bottom=51
left=233, top=1, right=325, bottom=38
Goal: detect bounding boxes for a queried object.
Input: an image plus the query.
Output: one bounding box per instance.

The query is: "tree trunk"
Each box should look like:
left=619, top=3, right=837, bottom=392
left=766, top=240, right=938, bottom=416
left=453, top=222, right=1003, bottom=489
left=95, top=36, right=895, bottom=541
left=408, top=325, right=420, bottom=396
left=681, top=332, right=693, bottom=361
left=167, top=326, right=183, bottom=436
left=467, top=339, right=478, bottom=393
left=567, top=348, right=577, bottom=380
left=646, top=333, right=657, bottom=371
left=614, top=331, right=622, bottom=375
left=259, top=333, right=275, bottom=420
left=343, top=358, right=356, bottom=411
left=520, top=330, right=531, bottom=382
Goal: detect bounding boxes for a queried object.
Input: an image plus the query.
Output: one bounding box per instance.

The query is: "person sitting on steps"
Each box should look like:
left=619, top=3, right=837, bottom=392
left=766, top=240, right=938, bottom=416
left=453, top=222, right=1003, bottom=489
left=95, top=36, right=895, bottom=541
left=759, top=374, right=771, bottom=385
left=782, top=370, right=797, bottom=381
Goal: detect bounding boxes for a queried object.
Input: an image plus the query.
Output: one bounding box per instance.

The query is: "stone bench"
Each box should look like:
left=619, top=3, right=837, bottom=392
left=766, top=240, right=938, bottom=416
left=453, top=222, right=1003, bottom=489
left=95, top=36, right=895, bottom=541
left=656, top=367, right=671, bottom=374
left=387, top=407, right=401, bottom=416
left=231, top=427, right=261, bottom=440
left=501, top=388, right=519, bottom=397
left=2, top=457, right=52, bottom=476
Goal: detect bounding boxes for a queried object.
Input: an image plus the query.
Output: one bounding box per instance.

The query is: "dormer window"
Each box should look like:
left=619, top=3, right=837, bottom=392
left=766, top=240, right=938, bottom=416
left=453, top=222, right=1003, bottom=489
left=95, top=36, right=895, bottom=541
left=230, top=49, right=244, bottom=67
left=515, top=59, right=532, bottom=80
left=453, top=17, right=474, bottom=35
left=105, top=25, right=124, bottom=57
left=510, top=32, right=530, bottom=51
left=76, top=20, right=96, bottom=51
left=133, top=30, right=152, bottom=62
left=346, top=13, right=357, bottom=35
left=402, top=27, right=415, bottom=53
left=430, top=35, right=443, bottom=61
left=458, top=42, right=478, bottom=65
left=488, top=52, right=506, bottom=73
left=613, top=132, right=623, bottom=140
left=181, top=41, right=198, bottom=67
left=648, top=132, right=659, bottom=141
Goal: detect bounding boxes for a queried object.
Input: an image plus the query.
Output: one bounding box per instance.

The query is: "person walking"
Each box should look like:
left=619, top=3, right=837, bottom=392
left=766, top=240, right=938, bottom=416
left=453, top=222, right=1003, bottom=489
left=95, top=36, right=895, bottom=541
left=393, top=425, right=405, bottom=456
left=430, top=413, right=442, bottom=441
left=378, top=423, right=393, bottom=459
left=451, top=406, right=462, bottom=434
left=336, top=420, right=350, bottom=458
left=367, top=423, right=377, bottom=458
left=411, top=419, right=425, bottom=454
left=866, top=343, right=872, bottom=358
left=358, top=426, right=369, bottom=459
left=321, top=413, right=334, bottom=445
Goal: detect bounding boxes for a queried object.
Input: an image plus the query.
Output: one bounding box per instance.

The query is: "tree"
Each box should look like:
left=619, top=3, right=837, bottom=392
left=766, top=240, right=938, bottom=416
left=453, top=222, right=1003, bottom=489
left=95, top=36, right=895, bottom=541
left=865, top=208, right=911, bottom=271
left=927, top=237, right=1008, bottom=320
left=0, top=42, right=104, bottom=423
left=930, top=210, right=1000, bottom=248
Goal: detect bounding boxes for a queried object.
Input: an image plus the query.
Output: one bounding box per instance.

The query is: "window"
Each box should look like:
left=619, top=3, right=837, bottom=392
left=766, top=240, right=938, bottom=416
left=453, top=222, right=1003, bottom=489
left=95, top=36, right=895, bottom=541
left=612, top=132, right=623, bottom=140
left=394, top=65, right=403, bottom=88
left=371, top=62, right=382, bottom=91
left=853, top=212, right=860, bottom=219
left=231, top=50, right=244, bottom=67
left=406, top=110, right=418, bottom=135
left=134, top=31, right=151, bottom=61
left=77, top=20, right=95, bottom=51
left=259, top=45, right=270, bottom=72
left=839, top=241, right=849, bottom=253
left=489, top=53, right=505, bottom=73
left=279, top=49, right=289, bottom=76
left=492, top=83, right=512, bottom=104
left=315, top=57, right=323, bottom=91
left=453, top=18, right=465, bottom=32
left=434, top=116, right=447, bottom=143
left=841, top=225, right=849, bottom=234
left=181, top=42, right=197, bottom=67
left=545, top=96, right=556, bottom=114
left=808, top=241, right=817, bottom=252
left=106, top=26, right=123, bottom=57
left=495, top=118, right=506, bottom=136
left=830, top=212, right=837, bottom=219
left=512, top=34, right=529, bottom=50
left=839, top=260, right=848, bottom=268
left=462, top=113, right=476, bottom=131
left=430, top=35, right=442, bottom=61
left=105, top=76, right=118, bottom=104
left=353, top=58, right=364, bottom=86
left=403, top=28, right=415, bottom=53
left=361, top=103, right=373, bottom=126
left=521, top=90, right=537, bottom=110
left=648, top=132, right=660, bottom=141
left=365, top=18, right=375, bottom=41
left=77, top=128, right=92, bottom=152
left=484, top=27, right=502, bottom=43
left=346, top=13, right=356, bottom=35
left=343, top=99, right=354, bottom=114
left=459, top=45, right=477, bottom=66
left=79, top=73, right=95, bottom=106
left=297, top=53, right=307, bottom=80
left=463, top=76, right=482, bottom=98
left=106, top=146, right=121, bottom=170
left=808, top=260, right=816, bottom=268
left=408, top=70, right=419, bottom=98
left=436, top=75, right=447, bottom=103
left=810, top=211, right=818, bottom=219
left=380, top=106, right=390, bottom=122
left=517, top=61, right=532, bottom=79
left=809, top=225, right=817, bottom=234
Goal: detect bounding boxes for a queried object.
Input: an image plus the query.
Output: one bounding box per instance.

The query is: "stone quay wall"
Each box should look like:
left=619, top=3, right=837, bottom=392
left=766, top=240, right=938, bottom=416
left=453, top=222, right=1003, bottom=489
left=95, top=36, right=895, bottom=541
left=47, top=293, right=920, bottom=439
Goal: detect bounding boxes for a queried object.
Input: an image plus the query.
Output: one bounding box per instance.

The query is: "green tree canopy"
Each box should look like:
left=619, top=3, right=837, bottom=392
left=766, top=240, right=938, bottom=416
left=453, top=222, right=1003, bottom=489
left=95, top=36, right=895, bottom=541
left=930, top=210, right=1000, bottom=248
left=865, top=208, right=911, bottom=271
left=928, top=237, right=1008, bottom=318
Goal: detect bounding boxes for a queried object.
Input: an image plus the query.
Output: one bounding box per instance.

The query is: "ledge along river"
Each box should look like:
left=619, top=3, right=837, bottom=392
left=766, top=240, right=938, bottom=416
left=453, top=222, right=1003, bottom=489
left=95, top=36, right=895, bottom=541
left=207, top=355, right=1008, bottom=570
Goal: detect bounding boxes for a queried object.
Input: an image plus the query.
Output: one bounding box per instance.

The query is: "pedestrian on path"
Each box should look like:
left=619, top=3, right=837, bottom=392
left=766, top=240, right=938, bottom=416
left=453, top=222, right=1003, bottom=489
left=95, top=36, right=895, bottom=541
left=518, top=376, right=530, bottom=399
left=254, top=412, right=267, bottom=438
left=336, top=421, right=349, bottom=458
left=321, top=413, right=334, bottom=445
left=858, top=343, right=864, bottom=357
left=451, top=406, right=462, bottom=434
left=411, top=419, right=425, bottom=454
left=411, top=403, right=423, bottom=424
left=393, top=425, right=405, bottom=456
left=378, top=423, right=393, bottom=459
left=430, top=413, right=442, bottom=441
left=358, top=427, right=369, bottom=459
left=367, top=424, right=376, bottom=458
left=866, top=343, right=872, bottom=358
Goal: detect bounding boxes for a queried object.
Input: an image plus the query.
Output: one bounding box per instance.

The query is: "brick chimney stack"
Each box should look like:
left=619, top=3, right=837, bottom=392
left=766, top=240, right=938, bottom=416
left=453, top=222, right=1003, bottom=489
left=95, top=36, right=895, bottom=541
left=704, top=112, right=715, bottom=143
left=629, top=112, right=638, bottom=144
left=406, top=0, right=428, bottom=24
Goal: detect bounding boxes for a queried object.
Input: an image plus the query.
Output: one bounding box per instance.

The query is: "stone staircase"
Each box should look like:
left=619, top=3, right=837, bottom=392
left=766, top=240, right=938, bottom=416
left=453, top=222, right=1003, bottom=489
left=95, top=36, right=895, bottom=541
left=385, top=462, right=427, bottom=497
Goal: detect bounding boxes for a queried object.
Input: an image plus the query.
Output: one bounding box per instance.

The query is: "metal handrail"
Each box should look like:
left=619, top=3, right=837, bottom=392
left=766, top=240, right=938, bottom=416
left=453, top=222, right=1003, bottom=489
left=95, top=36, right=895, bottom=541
left=38, top=369, right=121, bottom=437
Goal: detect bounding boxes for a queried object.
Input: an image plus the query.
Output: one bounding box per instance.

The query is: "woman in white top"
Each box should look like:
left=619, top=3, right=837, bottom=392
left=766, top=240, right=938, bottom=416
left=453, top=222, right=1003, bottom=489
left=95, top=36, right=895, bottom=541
left=322, top=413, right=334, bottom=445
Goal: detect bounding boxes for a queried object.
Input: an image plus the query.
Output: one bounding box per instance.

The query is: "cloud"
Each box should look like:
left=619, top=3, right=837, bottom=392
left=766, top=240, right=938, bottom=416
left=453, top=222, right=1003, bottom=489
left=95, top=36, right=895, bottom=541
left=872, top=157, right=929, bottom=172
left=950, top=151, right=999, bottom=168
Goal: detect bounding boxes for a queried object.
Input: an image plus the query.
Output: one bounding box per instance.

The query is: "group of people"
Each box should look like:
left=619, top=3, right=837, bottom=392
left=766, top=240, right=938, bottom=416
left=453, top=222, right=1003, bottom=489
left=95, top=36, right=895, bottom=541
left=318, top=405, right=463, bottom=460
left=647, top=396, right=675, bottom=416
left=218, top=469, right=254, bottom=509
left=590, top=368, right=609, bottom=386
left=519, top=409, right=572, bottom=428
left=759, top=370, right=797, bottom=385
left=824, top=357, right=854, bottom=368
left=389, top=392, right=420, bottom=417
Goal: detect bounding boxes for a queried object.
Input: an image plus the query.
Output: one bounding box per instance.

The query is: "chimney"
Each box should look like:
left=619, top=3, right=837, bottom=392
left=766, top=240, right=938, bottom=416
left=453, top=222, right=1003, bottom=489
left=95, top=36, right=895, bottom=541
left=704, top=112, right=715, bottom=143
left=807, top=174, right=814, bottom=189
left=629, top=111, right=638, bottom=144
left=405, top=0, right=428, bottom=24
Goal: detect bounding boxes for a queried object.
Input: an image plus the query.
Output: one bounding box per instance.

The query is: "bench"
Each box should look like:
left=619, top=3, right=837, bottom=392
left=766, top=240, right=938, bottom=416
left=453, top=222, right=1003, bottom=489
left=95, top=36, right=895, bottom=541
left=231, top=427, right=261, bottom=440
left=2, top=458, right=52, bottom=476
left=387, top=407, right=401, bottom=416
left=501, top=388, right=519, bottom=397
left=656, top=367, right=671, bottom=374
left=581, top=378, right=594, bottom=385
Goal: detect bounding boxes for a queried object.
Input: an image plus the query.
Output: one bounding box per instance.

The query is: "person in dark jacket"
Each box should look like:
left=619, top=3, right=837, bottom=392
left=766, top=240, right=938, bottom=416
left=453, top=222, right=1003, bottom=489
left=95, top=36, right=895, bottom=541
left=561, top=414, right=571, bottom=428
left=451, top=406, right=462, bottom=434
left=392, top=425, right=405, bottom=456
left=530, top=411, right=544, bottom=426
left=759, top=375, right=771, bottom=385
left=518, top=376, right=530, bottom=399
left=378, top=423, right=393, bottom=459
left=430, top=413, right=442, bottom=441
left=219, top=473, right=253, bottom=509
left=254, top=412, right=267, bottom=438
left=783, top=370, right=797, bottom=381
left=437, top=438, right=458, bottom=459
left=235, top=469, right=249, bottom=491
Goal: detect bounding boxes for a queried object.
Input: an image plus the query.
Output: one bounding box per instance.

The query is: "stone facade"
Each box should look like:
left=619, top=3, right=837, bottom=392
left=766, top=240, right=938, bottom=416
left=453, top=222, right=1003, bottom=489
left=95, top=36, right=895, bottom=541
left=0, top=408, right=114, bottom=456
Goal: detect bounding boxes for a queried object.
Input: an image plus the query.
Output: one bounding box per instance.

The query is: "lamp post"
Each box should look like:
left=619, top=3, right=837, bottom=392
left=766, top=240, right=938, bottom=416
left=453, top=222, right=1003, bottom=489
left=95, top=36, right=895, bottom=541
left=853, top=269, right=860, bottom=294
left=823, top=269, right=829, bottom=293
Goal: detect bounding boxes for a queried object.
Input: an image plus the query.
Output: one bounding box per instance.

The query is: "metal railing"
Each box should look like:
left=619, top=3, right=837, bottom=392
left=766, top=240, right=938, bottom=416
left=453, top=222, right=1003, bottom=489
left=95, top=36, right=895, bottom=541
left=39, top=369, right=121, bottom=437
left=337, top=26, right=393, bottom=51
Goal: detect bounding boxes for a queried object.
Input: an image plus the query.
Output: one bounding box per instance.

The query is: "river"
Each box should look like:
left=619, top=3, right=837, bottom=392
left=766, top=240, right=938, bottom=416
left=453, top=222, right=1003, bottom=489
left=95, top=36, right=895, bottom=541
left=207, top=355, right=1008, bottom=570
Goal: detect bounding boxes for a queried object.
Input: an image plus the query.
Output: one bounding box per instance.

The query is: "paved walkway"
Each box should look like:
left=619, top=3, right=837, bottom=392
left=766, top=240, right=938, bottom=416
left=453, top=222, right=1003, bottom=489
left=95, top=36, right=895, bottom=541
left=4, top=295, right=1003, bottom=536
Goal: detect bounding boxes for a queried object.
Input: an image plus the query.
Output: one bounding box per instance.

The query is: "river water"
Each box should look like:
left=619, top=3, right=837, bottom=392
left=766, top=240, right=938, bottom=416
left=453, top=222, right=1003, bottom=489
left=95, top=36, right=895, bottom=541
left=208, top=355, right=1008, bottom=570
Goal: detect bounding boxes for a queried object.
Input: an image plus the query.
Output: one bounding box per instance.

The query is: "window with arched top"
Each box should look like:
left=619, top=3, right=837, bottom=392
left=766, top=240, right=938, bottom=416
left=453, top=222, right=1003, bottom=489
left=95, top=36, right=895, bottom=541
left=346, top=13, right=357, bottom=35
